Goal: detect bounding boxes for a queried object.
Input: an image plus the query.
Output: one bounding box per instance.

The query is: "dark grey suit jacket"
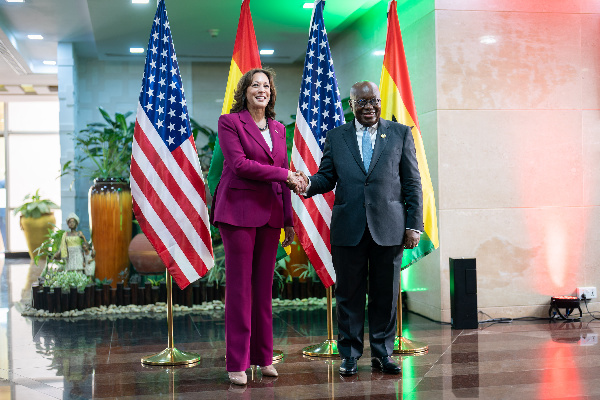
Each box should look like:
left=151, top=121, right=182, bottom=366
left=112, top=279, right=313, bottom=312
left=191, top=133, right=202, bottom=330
left=306, top=118, right=423, bottom=247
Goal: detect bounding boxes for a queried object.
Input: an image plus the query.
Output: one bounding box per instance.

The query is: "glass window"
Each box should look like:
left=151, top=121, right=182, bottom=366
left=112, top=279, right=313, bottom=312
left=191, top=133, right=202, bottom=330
left=0, top=102, right=4, bottom=131
left=7, top=102, right=59, bottom=132
left=8, top=133, right=61, bottom=252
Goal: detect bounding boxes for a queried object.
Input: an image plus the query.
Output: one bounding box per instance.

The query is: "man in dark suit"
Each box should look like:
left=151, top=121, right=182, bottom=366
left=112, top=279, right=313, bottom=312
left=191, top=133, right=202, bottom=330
left=294, top=81, right=423, bottom=375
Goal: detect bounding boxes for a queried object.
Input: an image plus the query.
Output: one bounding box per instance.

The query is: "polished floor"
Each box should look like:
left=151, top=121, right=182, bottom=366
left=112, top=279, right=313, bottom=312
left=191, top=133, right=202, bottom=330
left=2, top=257, right=600, bottom=399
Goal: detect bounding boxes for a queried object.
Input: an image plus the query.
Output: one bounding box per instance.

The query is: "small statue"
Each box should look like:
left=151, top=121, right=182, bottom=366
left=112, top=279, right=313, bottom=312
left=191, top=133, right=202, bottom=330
left=83, top=242, right=96, bottom=278
left=53, top=213, right=88, bottom=272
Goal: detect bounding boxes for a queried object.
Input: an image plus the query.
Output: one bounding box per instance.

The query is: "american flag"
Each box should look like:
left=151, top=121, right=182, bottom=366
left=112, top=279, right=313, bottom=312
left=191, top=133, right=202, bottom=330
left=291, top=0, right=344, bottom=288
left=131, top=0, right=213, bottom=289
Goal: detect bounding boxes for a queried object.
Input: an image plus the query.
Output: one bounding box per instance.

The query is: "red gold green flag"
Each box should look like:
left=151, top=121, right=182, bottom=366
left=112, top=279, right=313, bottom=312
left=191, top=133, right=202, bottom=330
left=379, top=0, right=439, bottom=268
left=207, top=0, right=261, bottom=196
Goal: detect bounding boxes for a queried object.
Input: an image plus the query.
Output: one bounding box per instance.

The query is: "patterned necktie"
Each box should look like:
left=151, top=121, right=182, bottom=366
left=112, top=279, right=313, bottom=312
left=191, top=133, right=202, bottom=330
left=362, top=127, right=372, bottom=170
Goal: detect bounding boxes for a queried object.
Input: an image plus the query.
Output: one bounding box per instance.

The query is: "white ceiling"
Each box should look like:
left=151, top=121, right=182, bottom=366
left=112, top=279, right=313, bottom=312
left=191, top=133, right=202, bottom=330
left=0, top=0, right=379, bottom=98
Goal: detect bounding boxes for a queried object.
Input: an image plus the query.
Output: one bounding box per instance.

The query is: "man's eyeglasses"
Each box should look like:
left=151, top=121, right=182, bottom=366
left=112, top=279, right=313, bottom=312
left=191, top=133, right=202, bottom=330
left=351, top=98, right=381, bottom=107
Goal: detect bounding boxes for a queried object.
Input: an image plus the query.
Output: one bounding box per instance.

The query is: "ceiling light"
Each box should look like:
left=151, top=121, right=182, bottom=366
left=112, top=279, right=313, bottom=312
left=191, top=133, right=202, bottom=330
left=20, top=84, right=35, bottom=94
left=27, top=34, right=43, bottom=40
left=479, top=35, right=497, bottom=44
left=5, top=0, right=25, bottom=3
left=132, top=0, right=149, bottom=3
left=373, top=50, right=385, bottom=56
left=43, top=60, right=56, bottom=65
left=259, top=49, right=274, bottom=55
left=303, top=3, right=314, bottom=8
left=130, top=48, right=145, bottom=53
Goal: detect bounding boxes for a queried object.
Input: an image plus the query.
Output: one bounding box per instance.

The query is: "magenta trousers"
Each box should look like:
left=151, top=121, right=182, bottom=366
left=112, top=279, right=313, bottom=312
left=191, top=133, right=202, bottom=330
left=219, top=222, right=280, bottom=372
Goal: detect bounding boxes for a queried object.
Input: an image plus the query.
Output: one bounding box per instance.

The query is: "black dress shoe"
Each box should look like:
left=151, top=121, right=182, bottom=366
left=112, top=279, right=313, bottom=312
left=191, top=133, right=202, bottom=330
left=339, top=357, right=358, bottom=376
left=371, top=356, right=401, bottom=374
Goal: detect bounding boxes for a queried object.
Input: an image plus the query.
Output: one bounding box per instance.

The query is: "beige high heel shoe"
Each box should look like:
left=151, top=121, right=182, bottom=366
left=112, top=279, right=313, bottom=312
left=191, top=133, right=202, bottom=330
left=228, top=371, right=247, bottom=385
left=260, top=364, right=278, bottom=377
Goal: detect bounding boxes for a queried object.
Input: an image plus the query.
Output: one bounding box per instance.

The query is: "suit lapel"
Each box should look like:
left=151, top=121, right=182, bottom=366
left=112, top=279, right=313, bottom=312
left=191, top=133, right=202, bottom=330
left=268, top=118, right=283, bottom=160
left=239, top=110, right=273, bottom=160
left=367, top=119, right=389, bottom=176
left=341, top=122, right=366, bottom=174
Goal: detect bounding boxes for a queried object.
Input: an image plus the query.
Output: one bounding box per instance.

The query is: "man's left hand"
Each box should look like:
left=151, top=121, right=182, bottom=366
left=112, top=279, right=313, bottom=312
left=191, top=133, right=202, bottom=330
left=403, top=230, right=420, bottom=249
left=282, top=226, right=295, bottom=247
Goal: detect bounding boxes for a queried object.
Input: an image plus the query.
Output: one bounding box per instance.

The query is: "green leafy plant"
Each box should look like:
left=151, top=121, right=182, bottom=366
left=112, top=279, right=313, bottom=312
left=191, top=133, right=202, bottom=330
left=146, top=276, right=164, bottom=287
left=118, top=267, right=129, bottom=284
left=13, top=189, right=58, bottom=219
left=273, top=257, right=290, bottom=297
left=190, top=118, right=217, bottom=171
left=33, top=225, right=65, bottom=269
left=293, top=261, right=319, bottom=282
left=205, top=233, right=225, bottom=287
left=61, top=107, right=134, bottom=180
left=43, top=270, right=92, bottom=292
left=94, top=277, right=113, bottom=288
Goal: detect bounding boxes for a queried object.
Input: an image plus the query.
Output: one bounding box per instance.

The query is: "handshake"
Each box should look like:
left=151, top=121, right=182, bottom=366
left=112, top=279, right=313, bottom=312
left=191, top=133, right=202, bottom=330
left=286, top=171, right=309, bottom=195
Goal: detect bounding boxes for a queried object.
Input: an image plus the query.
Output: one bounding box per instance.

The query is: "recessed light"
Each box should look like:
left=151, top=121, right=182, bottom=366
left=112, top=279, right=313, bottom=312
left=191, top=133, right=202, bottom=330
left=303, top=3, right=314, bottom=8
left=43, top=60, right=56, bottom=65
left=132, top=0, right=149, bottom=3
left=130, top=47, right=145, bottom=53
left=5, top=0, right=25, bottom=3
left=479, top=35, right=497, bottom=44
left=27, top=34, right=43, bottom=40
left=259, top=49, right=274, bottom=55
left=373, top=50, right=385, bottom=56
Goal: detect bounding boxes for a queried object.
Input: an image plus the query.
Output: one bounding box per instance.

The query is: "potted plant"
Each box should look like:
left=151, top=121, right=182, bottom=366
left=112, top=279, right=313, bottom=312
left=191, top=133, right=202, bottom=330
left=62, top=107, right=134, bottom=288
left=33, top=225, right=65, bottom=276
left=13, top=189, right=59, bottom=260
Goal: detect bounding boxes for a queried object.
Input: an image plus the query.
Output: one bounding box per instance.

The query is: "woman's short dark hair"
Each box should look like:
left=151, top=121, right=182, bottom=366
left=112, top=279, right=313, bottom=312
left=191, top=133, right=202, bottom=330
left=230, top=68, right=277, bottom=119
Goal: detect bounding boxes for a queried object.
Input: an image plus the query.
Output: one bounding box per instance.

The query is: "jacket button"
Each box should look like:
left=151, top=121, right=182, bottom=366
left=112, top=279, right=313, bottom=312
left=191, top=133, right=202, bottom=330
left=363, top=203, right=365, bottom=208
left=269, top=160, right=274, bottom=165
left=364, top=182, right=369, bottom=186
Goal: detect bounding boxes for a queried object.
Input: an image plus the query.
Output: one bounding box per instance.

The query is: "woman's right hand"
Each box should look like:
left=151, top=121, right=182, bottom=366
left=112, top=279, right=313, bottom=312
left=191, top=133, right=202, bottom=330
left=286, top=170, right=307, bottom=193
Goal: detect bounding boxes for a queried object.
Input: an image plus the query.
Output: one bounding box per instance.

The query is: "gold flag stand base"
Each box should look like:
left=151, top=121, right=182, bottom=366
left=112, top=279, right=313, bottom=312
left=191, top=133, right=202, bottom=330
left=302, top=339, right=338, bottom=357
left=394, top=272, right=428, bottom=356
left=142, top=347, right=201, bottom=366
left=141, top=272, right=201, bottom=366
left=273, top=350, right=284, bottom=362
left=302, top=287, right=338, bottom=358
left=393, top=336, right=428, bottom=355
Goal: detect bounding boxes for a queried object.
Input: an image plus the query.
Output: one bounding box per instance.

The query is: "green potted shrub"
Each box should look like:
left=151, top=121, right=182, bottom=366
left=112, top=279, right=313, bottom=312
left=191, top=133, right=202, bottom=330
left=13, top=189, right=59, bottom=260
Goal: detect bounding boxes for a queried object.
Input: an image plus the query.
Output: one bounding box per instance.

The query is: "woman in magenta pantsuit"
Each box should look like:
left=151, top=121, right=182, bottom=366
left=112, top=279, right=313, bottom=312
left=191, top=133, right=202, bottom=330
left=211, top=68, right=296, bottom=386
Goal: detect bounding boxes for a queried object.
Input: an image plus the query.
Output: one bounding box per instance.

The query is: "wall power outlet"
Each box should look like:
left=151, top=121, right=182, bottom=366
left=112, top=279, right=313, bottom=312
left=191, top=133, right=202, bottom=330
left=576, top=287, right=597, bottom=300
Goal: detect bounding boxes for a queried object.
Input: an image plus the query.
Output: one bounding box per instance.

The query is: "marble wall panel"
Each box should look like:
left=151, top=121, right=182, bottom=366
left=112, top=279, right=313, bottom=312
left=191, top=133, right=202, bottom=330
left=583, top=206, right=600, bottom=286
left=440, top=206, right=588, bottom=309
left=436, top=10, right=582, bottom=110
left=438, top=110, right=583, bottom=210
left=581, top=14, right=600, bottom=110
left=582, top=111, right=600, bottom=207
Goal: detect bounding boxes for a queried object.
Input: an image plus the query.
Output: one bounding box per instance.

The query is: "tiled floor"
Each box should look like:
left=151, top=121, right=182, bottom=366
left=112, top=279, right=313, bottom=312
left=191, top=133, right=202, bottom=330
left=2, top=257, right=600, bottom=399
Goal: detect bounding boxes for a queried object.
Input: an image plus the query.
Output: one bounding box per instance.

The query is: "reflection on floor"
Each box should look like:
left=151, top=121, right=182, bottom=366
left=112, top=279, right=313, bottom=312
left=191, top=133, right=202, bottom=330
left=1, top=257, right=600, bottom=399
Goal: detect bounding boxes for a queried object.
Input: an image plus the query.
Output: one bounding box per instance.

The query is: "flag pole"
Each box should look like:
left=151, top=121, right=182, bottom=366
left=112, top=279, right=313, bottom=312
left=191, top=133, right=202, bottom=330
left=393, top=270, right=428, bottom=355
left=141, top=271, right=201, bottom=365
left=302, top=286, right=338, bottom=356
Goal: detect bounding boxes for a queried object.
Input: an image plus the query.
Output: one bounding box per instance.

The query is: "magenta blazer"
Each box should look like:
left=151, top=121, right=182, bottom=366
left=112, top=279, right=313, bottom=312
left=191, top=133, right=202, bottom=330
left=212, top=109, right=293, bottom=229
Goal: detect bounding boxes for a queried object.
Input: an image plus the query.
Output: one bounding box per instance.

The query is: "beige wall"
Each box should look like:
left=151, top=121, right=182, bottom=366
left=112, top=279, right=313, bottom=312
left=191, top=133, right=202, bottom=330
left=434, top=0, right=600, bottom=321
left=332, top=0, right=600, bottom=322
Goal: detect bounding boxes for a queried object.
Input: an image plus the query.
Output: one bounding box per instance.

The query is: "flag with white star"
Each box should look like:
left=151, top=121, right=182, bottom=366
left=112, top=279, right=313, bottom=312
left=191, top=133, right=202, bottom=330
left=131, top=0, right=213, bottom=289
left=290, top=0, right=344, bottom=288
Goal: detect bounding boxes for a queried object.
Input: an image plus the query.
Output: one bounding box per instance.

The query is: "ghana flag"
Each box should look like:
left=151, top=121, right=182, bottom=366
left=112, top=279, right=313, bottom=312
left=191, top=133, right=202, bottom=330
left=379, top=0, right=439, bottom=268
left=207, top=0, right=261, bottom=196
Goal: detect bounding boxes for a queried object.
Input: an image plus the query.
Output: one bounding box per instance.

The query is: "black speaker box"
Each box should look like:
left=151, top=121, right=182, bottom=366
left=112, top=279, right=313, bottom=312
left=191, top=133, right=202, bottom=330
left=449, top=258, right=478, bottom=329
